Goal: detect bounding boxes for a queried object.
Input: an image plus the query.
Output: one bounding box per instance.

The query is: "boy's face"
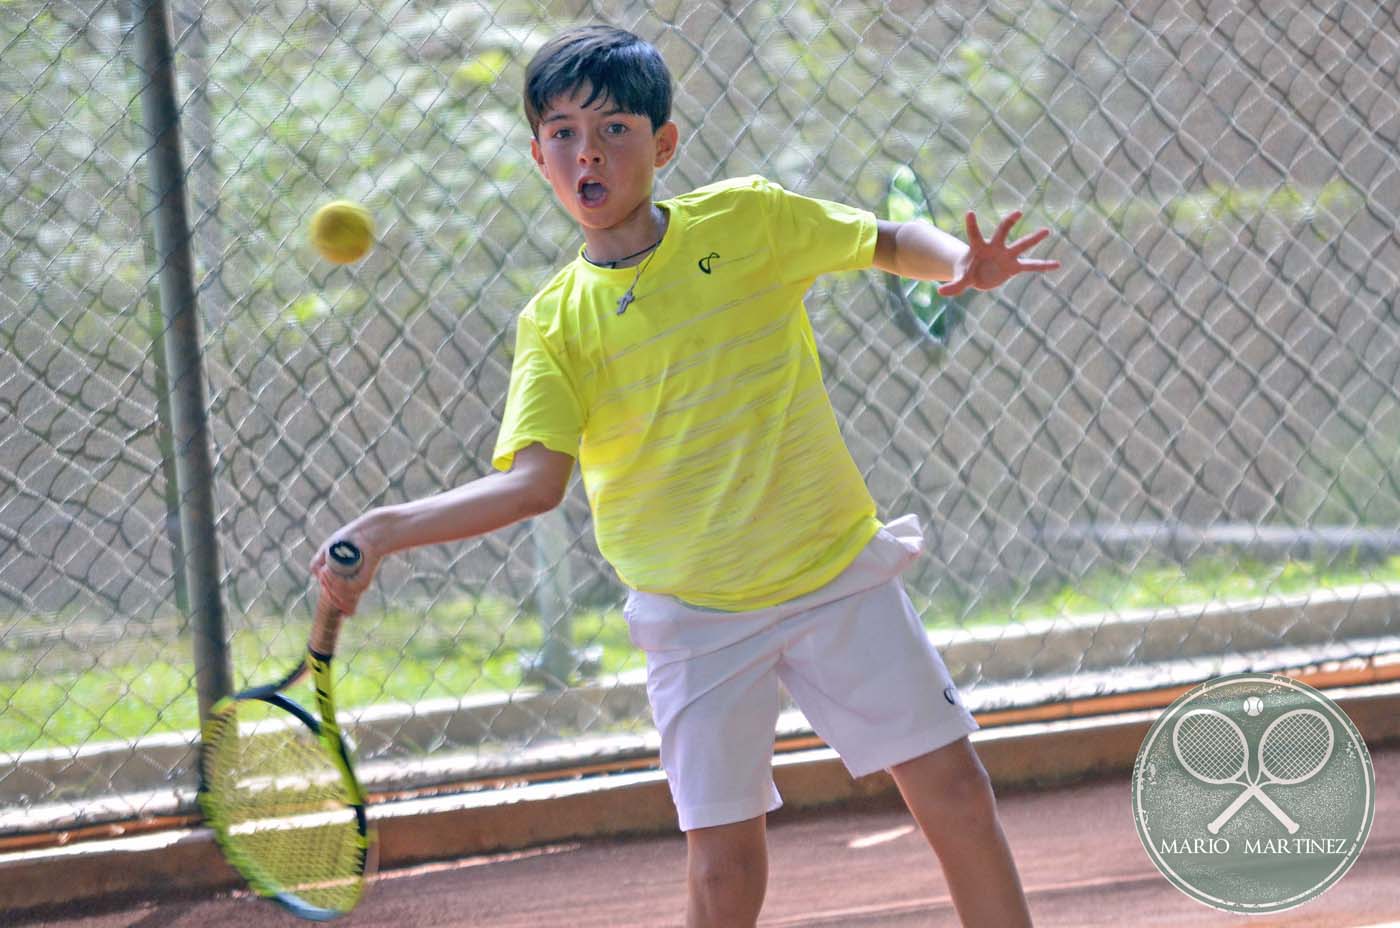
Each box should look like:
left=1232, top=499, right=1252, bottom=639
left=530, top=86, right=678, bottom=233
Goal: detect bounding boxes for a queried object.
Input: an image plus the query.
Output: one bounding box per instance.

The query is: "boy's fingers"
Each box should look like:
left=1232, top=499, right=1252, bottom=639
left=991, top=211, right=1022, bottom=248
left=1009, top=228, right=1051, bottom=254
left=937, top=279, right=966, bottom=297
left=317, top=571, right=358, bottom=616
left=1017, top=259, right=1061, bottom=272
left=963, top=211, right=984, bottom=245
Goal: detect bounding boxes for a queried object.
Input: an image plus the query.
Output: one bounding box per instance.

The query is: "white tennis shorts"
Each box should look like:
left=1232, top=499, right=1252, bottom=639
left=624, top=514, right=978, bottom=832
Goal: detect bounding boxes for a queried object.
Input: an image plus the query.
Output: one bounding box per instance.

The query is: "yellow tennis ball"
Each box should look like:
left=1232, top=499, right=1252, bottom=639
left=309, top=200, right=374, bottom=264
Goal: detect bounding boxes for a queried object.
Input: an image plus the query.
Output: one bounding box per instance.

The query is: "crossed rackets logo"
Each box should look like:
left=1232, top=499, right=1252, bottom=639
left=1135, top=673, right=1373, bottom=915
left=1171, top=707, right=1335, bottom=834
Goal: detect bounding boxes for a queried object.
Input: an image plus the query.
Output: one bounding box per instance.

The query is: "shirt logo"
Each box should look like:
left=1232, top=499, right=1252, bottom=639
left=698, top=252, right=720, bottom=274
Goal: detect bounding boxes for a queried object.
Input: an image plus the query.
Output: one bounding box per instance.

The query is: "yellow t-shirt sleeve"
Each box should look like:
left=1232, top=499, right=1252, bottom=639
left=491, top=311, right=584, bottom=471
left=760, top=178, right=879, bottom=284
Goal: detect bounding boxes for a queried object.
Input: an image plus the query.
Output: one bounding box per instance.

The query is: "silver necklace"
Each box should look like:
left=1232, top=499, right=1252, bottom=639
left=615, top=244, right=662, bottom=315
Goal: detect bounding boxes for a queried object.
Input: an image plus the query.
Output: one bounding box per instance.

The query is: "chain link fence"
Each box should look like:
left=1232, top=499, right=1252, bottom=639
left=2, top=0, right=1398, bottom=837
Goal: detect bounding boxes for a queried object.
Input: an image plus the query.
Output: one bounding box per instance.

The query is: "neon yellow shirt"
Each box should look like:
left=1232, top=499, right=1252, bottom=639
left=493, top=176, right=880, bottom=610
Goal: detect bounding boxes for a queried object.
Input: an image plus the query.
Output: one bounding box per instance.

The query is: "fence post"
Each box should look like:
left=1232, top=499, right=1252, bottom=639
left=133, top=0, right=232, bottom=719
left=120, top=0, right=189, bottom=618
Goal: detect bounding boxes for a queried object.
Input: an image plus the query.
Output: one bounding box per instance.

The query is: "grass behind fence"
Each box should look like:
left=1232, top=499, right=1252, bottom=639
left=3, top=554, right=1399, bottom=754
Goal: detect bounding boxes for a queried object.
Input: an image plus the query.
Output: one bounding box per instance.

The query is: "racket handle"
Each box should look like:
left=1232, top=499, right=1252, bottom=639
left=310, top=540, right=363, bottom=658
left=1208, top=784, right=1299, bottom=835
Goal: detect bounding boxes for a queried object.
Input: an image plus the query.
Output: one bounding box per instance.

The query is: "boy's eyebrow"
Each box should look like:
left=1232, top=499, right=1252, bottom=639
left=540, top=106, right=629, bottom=123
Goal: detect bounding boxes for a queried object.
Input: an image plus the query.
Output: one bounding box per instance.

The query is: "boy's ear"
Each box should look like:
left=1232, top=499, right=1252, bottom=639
left=653, top=121, right=679, bottom=169
left=530, top=137, right=548, bottom=178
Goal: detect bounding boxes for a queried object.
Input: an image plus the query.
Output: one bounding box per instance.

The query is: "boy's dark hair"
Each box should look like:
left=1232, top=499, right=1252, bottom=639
left=523, top=26, right=672, bottom=138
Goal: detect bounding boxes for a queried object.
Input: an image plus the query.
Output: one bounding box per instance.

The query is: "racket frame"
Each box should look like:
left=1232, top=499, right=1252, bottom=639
left=1172, top=708, right=1248, bottom=785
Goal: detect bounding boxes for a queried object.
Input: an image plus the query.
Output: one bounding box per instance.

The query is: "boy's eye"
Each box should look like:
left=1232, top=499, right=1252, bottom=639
left=606, top=123, right=628, bottom=135
left=552, top=127, right=573, bottom=139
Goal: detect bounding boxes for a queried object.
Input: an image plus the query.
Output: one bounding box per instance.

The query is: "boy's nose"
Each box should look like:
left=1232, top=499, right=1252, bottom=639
left=577, top=145, right=603, bottom=165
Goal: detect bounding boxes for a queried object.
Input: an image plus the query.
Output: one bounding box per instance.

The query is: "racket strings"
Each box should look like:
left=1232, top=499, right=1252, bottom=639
left=1260, top=713, right=1332, bottom=781
left=1176, top=713, right=1246, bottom=781
left=204, top=707, right=364, bottom=912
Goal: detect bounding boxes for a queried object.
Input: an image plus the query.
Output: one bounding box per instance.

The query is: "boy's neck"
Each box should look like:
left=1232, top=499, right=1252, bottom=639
left=582, top=201, right=669, bottom=268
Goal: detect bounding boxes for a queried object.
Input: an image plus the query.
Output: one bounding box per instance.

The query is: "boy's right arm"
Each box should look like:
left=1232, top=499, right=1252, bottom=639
left=310, top=442, right=574, bottom=615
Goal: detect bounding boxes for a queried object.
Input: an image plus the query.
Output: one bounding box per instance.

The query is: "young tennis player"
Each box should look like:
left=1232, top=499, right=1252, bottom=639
left=313, top=25, right=1057, bottom=927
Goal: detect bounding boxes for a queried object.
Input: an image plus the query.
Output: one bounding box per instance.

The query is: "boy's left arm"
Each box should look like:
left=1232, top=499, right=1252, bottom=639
left=872, top=210, right=1059, bottom=295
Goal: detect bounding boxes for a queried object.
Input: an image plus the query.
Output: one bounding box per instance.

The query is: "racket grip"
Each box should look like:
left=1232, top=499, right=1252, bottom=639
left=311, top=540, right=363, bottom=658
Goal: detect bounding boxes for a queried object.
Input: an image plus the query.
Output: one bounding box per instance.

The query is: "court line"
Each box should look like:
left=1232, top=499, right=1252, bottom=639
left=760, top=841, right=1400, bottom=926
left=846, top=825, right=915, bottom=849
left=759, top=871, right=1169, bottom=926
left=371, top=842, right=583, bottom=881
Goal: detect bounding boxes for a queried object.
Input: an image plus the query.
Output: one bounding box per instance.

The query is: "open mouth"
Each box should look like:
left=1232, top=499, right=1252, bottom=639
left=578, top=179, right=608, bottom=207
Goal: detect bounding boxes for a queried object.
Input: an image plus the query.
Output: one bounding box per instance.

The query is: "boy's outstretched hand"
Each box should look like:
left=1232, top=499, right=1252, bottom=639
left=937, top=210, right=1060, bottom=297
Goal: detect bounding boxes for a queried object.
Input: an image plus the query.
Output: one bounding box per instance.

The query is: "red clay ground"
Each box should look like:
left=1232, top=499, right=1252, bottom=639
left=19, top=746, right=1398, bottom=927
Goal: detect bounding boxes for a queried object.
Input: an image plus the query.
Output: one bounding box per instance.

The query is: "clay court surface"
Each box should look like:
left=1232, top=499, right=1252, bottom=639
left=19, top=745, right=1397, bottom=928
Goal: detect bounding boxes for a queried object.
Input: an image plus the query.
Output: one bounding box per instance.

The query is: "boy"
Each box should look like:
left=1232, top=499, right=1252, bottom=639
left=314, top=24, right=1057, bottom=927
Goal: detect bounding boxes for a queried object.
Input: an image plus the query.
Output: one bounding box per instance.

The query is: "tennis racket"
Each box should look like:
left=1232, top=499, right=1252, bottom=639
left=199, top=539, right=373, bottom=920
left=884, top=165, right=961, bottom=346
left=1206, top=708, right=1333, bottom=835
left=1172, top=708, right=1299, bottom=834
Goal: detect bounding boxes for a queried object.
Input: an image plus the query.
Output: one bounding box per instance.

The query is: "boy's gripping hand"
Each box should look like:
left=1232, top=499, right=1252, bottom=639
left=937, top=210, right=1060, bottom=297
left=310, top=520, right=384, bottom=617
